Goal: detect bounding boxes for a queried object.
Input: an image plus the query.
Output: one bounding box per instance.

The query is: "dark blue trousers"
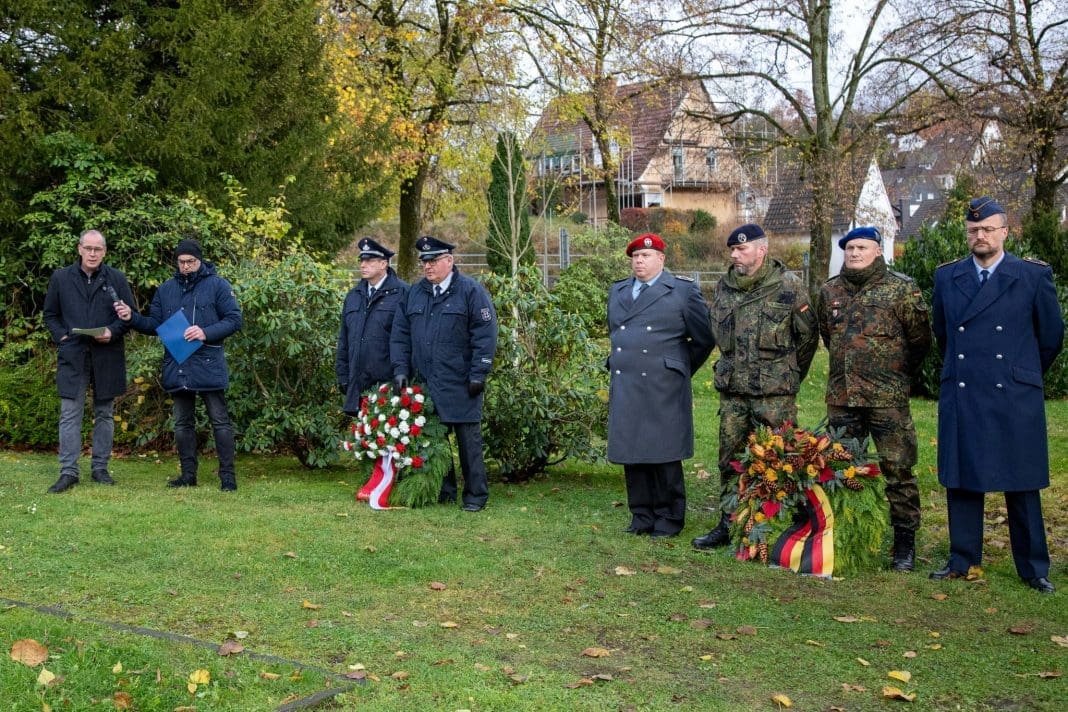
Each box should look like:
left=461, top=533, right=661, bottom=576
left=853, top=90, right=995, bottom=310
left=439, top=422, right=489, bottom=508
left=624, top=461, right=686, bottom=536
left=946, top=488, right=1050, bottom=580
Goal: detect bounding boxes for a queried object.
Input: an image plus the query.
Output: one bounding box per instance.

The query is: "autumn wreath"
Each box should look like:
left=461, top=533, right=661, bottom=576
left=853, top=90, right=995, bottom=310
left=724, top=422, right=889, bottom=577
left=341, top=382, right=451, bottom=508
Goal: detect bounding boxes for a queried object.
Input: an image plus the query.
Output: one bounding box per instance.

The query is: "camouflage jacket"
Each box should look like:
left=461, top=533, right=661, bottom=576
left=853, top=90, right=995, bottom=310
left=711, top=258, right=818, bottom=397
left=817, top=259, right=931, bottom=407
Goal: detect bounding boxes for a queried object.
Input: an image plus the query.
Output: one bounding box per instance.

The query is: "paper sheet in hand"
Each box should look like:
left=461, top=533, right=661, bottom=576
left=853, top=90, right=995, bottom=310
left=157, top=310, right=202, bottom=364
left=71, top=326, right=107, bottom=337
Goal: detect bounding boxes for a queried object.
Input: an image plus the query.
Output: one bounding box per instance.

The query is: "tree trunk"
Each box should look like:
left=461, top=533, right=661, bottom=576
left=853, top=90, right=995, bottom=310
left=398, top=164, right=429, bottom=281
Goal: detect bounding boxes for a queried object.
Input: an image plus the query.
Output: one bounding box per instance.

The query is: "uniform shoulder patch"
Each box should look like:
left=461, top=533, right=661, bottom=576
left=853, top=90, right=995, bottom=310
left=1023, top=257, right=1050, bottom=267
left=675, top=274, right=695, bottom=282
left=935, top=257, right=966, bottom=270
left=888, top=269, right=915, bottom=283
left=612, top=277, right=630, bottom=285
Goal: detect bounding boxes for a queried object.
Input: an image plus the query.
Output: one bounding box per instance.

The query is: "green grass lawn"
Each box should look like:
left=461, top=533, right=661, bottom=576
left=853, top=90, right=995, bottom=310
left=2, top=352, right=1066, bottom=710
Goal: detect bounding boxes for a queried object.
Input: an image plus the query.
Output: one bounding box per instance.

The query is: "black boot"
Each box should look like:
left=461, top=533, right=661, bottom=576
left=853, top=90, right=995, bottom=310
left=891, top=527, right=915, bottom=572
left=692, top=514, right=732, bottom=551
left=220, top=473, right=237, bottom=491
left=167, top=474, right=197, bottom=488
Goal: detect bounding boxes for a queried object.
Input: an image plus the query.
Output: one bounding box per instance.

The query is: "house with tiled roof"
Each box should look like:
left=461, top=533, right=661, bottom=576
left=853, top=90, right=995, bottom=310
left=528, top=79, right=746, bottom=232
left=763, top=156, right=897, bottom=277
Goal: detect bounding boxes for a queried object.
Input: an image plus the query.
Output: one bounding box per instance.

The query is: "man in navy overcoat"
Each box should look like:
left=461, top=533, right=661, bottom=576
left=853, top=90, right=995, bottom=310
left=930, top=197, right=1064, bottom=593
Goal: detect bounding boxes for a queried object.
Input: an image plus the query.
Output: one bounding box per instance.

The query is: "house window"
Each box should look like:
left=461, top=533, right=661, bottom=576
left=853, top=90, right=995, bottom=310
left=672, top=148, right=684, bottom=181
left=706, top=149, right=717, bottom=172
left=645, top=192, right=663, bottom=208
left=592, top=144, right=603, bottom=168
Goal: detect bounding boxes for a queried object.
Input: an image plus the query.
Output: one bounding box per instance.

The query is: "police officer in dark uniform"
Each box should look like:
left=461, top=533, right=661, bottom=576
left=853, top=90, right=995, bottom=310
left=930, top=197, right=1064, bottom=593
left=818, top=226, right=931, bottom=572
left=336, top=238, right=409, bottom=415
left=607, top=233, right=715, bottom=538
left=390, top=236, right=498, bottom=511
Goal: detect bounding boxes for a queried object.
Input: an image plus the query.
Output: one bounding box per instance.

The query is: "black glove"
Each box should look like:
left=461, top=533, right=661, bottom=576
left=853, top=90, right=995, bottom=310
left=393, top=375, right=408, bottom=395
left=467, top=380, right=484, bottom=397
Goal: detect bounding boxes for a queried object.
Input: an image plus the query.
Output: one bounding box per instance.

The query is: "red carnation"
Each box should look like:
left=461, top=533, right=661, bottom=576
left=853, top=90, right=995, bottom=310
left=818, top=467, right=835, bottom=484
left=411, top=456, right=424, bottom=468
left=400, top=395, right=411, bottom=406
left=379, top=383, right=389, bottom=393
left=387, top=416, right=398, bottom=427
left=376, top=435, right=386, bottom=446
left=761, top=500, right=781, bottom=519
left=370, top=418, right=378, bottom=429
left=360, top=439, right=369, bottom=449
left=377, top=397, right=387, bottom=407
left=395, top=443, right=406, bottom=453
left=412, top=385, right=422, bottom=394
left=410, top=425, right=421, bottom=437
left=412, top=402, right=423, bottom=414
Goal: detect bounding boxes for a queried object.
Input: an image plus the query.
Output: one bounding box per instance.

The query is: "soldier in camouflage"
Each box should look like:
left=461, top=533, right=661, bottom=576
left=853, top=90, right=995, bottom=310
left=692, top=224, right=819, bottom=550
left=817, top=226, right=931, bottom=571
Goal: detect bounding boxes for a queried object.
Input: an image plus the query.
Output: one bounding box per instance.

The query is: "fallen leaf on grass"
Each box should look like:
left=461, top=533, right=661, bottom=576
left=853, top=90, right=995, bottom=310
left=856, top=658, right=870, bottom=667
left=690, top=619, right=713, bottom=630
left=1009, top=624, right=1034, bottom=635
left=888, top=670, right=912, bottom=683
left=509, top=673, right=529, bottom=684
left=432, top=658, right=454, bottom=666
left=344, top=670, right=367, bottom=680
left=10, top=639, right=48, bottom=666
left=613, top=566, right=636, bottom=576
left=882, top=685, right=916, bottom=702
left=965, top=565, right=984, bottom=580
left=698, top=600, right=717, bottom=609
left=656, top=566, right=681, bottom=575
left=302, top=600, right=322, bottom=610
left=926, top=643, right=942, bottom=650
left=218, top=640, right=244, bottom=656
left=189, top=669, right=210, bottom=685
left=1038, top=671, right=1062, bottom=679
left=112, top=661, right=122, bottom=674
left=834, top=615, right=860, bottom=623
left=439, top=621, right=459, bottom=628
left=841, top=683, right=866, bottom=692
left=771, top=693, right=793, bottom=707
left=591, top=673, right=613, bottom=681
left=736, top=625, right=757, bottom=636
left=1051, top=636, right=1068, bottom=647
left=566, top=677, right=595, bottom=688
left=36, top=668, right=56, bottom=686
left=429, top=581, right=447, bottom=591
left=903, top=651, right=917, bottom=659
left=233, top=630, right=249, bottom=639
left=283, top=551, right=297, bottom=559
left=391, top=671, right=409, bottom=680
left=931, top=593, right=948, bottom=601
left=699, top=654, right=713, bottom=661
left=474, top=663, right=491, bottom=672
left=260, top=671, right=281, bottom=680
left=112, top=691, right=132, bottom=709
left=581, top=647, right=611, bottom=658
left=716, top=633, right=736, bottom=641
left=805, top=640, right=825, bottom=647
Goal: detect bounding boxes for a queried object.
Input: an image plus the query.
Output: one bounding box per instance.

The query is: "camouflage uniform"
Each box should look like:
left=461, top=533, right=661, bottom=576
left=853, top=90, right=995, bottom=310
left=817, top=256, right=931, bottom=532
left=711, top=258, right=819, bottom=505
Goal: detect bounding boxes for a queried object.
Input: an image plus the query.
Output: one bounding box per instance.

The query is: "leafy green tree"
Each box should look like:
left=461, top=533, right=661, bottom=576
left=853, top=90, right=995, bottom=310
left=1, top=0, right=377, bottom=270
left=486, top=132, right=534, bottom=276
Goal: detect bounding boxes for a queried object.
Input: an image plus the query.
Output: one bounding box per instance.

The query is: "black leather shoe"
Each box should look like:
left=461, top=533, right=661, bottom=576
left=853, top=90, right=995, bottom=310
left=462, top=503, right=484, bottom=512
left=91, top=469, right=115, bottom=485
left=623, top=526, right=652, bottom=535
left=928, top=564, right=967, bottom=580
left=167, top=476, right=197, bottom=488
left=650, top=532, right=678, bottom=540
left=48, top=474, right=79, bottom=494
left=890, top=527, right=914, bottom=572
left=692, top=525, right=731, bottom=551
left=220, top=475, right=237, bottom=491
left=1025, top=577, right=1055, bottom=594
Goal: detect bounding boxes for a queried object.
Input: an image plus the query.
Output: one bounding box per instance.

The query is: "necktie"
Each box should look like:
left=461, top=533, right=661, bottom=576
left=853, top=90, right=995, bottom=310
left=434, top=285, right=442, bottom=298
left=368, top=286, right=376, bottom=299
left=979, top=269, right=989, bottom=287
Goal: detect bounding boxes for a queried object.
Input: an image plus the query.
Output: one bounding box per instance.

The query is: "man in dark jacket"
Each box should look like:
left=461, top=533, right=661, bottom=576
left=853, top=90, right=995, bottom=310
left=118, top=239, right=243, bottom=490
left=336, top=238, right=409, bottom=415
left=43, top=229, right=135, bottom=493
left=817, top=226, right=931, bottom=571
left=390, top=236, right=497, bottom=511
left=929, top=197, right=1064, bottom=593
left=607, top=233, right=715, bottom=538
left=692, top=223, right=819, bottom=550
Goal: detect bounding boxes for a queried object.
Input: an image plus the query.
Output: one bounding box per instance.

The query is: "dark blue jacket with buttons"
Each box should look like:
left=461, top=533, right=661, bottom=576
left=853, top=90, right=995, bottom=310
left=130, top=262, right=243, bottom=393
left=390, top=268, right=497, bottom=423
left=933, top=253, right=1064, bottom=491
left=336, top=269, right=409, bottom=413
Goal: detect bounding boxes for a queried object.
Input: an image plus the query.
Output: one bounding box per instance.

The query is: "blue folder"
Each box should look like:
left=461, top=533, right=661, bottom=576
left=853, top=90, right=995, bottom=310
left=157, top=309, right=202, bottom=365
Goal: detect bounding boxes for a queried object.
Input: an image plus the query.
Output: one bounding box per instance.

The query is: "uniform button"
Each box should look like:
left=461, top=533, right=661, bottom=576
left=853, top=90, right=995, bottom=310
left=958, top=326, right=965, bottom=332
left=616, top=347, right=621, bottom=352
left=995, top=325, right=1003, bottom=331
left=641, top=372, right=647, bottom=377
left=996, top=354, right=1003, bottom=359
left=646, top=326, right=652, bottom=331
left=958, top=382, right=965, bottom=388
left=957, top=354, right=964, bottom=360
left=614, top=369, right=621, bottom=375
left=642, top=349, right=648, bottom=353
left=620, top=325, right=626, bottom=330
left=996, top=383, right=1003, bottom=388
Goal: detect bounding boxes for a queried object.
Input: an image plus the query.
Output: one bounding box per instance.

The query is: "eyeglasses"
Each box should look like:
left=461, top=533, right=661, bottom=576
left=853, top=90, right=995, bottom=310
left=966, top=225, right=1005, bottom=237
left=80, top=245, right=105, bottom=254
left=177, top=258, right=200, bottom=266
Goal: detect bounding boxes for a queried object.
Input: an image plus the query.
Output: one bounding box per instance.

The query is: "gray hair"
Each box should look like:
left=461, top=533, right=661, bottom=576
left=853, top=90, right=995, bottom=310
left=79, top=229, right=106, bottom=247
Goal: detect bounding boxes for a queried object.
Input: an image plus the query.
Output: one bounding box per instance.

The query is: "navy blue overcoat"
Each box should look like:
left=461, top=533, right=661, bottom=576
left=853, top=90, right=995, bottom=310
left=932, top=253, right=1064, bottom=492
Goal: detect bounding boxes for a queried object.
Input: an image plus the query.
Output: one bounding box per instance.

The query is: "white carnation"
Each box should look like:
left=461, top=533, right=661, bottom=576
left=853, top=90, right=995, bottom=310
left=415, top=416, right=426, bottom=427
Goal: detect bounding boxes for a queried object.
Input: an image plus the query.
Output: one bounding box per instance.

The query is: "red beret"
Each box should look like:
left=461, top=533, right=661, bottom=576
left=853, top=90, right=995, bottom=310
left=626, top=233, right=666, bottom=256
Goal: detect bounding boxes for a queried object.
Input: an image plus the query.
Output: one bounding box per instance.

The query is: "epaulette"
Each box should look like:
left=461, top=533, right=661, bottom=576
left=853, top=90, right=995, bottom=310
left=1023, top=257, right=1050, bottom=267
left=935, top=257, right=968, bottom=270
left=675, top=274, right=695, bottom=282
left=888, top=269, right=915, bottom=283
left=612, top=277, right=630, bottom=284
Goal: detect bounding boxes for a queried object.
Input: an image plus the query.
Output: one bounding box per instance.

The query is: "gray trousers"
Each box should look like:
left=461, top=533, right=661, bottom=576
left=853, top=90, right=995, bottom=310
left=58, top=379, right=114, bottom=477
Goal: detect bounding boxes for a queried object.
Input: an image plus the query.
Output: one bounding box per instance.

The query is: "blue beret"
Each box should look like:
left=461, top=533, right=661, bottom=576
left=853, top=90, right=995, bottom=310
left=727, top=223, right=765, bottom=246
left=357, top=237, right=394, bottom=260
left=838, top=226, right=882, bottom=249
left=965, top=196, right=1005, bottom=222
left=415, top=235, right=455, bottom=260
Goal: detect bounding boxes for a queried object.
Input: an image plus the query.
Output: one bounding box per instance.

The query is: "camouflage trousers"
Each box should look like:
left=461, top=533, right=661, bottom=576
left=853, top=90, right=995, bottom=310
left=827, top=405, right=921, bottom=531
left=717, top=393, right=798, bottom=504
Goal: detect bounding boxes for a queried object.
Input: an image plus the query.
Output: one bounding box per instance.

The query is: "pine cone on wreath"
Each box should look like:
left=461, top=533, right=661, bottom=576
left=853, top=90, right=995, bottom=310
left=844, top=477, right=864, bottom=491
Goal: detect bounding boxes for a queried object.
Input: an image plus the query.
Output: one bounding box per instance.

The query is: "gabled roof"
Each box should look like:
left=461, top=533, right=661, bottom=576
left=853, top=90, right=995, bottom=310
left=529, top=79, right=715, bottom=180
left=762, top=164, right=859, bottom=234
